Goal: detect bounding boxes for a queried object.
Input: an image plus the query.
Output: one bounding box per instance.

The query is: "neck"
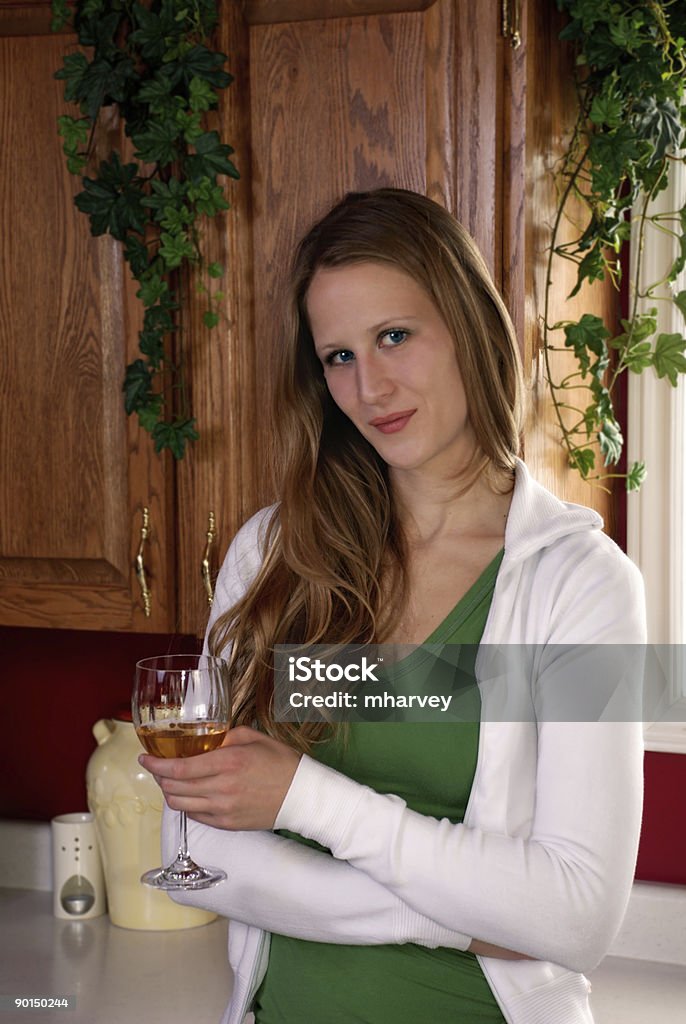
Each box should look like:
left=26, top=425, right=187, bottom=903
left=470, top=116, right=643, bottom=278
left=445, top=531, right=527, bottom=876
left=390, top=462, right=513, bottom=546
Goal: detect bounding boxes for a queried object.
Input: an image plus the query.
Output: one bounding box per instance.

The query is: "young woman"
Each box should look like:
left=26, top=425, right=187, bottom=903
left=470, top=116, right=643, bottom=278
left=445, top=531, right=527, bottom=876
left=142, top=189, right=646, bottom=1024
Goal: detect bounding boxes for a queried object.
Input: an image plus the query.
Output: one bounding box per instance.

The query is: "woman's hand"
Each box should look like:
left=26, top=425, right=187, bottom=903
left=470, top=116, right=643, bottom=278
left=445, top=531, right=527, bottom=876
left=139, top=726, right=301, bottom=830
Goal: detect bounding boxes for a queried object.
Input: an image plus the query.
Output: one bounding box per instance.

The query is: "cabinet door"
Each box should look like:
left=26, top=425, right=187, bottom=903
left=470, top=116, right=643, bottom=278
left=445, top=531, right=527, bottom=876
left=176, top=0, right=506, bottom=633
left=0, top=2, right=175, bottom=631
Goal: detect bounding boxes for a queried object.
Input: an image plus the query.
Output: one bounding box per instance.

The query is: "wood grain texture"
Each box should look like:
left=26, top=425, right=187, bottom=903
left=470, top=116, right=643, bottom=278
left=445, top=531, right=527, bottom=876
left=245, top=0, right=436, bottom=25
left=176, top=2, right=258, bottom=634
left=249, top=9, right=429, bottom=501
left=500, top=0, right=526, bottom=349
left=521, top=0, right=614, bottom=526
left=0, top=18, right=175, bottom=630
left=0, top=0, right=59, bottom=35
left=423, top=0, right=454, bottom=212
left=452, top=0, right=501, bottom=279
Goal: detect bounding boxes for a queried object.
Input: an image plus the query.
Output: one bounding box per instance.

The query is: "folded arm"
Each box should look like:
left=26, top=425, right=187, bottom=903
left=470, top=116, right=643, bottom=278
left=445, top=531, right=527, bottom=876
left=160, top=803, right=473, bottom=951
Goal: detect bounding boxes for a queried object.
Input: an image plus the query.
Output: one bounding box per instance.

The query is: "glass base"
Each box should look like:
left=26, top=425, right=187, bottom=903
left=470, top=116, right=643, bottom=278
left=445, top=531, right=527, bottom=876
left=141, top=853, right=226, bottom=891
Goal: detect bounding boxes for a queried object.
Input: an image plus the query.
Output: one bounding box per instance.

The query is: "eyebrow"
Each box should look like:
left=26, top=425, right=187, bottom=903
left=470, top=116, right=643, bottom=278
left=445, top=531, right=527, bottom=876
left=315, top=316, right=419, bottom=355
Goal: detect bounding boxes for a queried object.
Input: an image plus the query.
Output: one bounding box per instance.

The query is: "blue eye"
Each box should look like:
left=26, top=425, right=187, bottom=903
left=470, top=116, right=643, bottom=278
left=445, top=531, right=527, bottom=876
left=381, top=329, right=408, bottom=347
left=326, top=349, right=355, bottom=366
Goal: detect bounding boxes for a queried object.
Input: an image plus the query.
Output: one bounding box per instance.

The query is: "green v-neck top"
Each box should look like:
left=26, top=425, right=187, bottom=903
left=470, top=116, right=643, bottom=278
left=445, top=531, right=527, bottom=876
left=254, top=549, right=506, bottom=1024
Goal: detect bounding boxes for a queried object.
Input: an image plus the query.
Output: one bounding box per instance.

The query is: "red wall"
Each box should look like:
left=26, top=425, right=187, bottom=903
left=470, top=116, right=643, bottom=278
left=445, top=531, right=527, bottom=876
left=0, top=626, right=200, bottom=821
left=1, top=624, right=685, bottom=885
left=635, top=750, right=686, bottom=885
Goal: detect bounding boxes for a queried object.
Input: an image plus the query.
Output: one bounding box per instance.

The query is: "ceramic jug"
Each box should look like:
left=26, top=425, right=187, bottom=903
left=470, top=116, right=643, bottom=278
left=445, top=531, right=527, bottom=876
left=86, top=715, right=216, bottom=930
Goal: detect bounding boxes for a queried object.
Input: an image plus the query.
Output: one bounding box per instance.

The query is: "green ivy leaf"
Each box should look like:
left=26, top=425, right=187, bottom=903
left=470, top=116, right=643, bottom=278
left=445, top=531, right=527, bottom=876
left=75, top=155, right=146, bottom=240
left=187, top=176, right=229, bottom=216
left=138, top=325, right=166, bottom=367
left=66, top=153, right=88, bottom=174
left=598, top=418, right=624, bottom=466
left=144, top=298, right=179, bottom=335
left=136, top=73, right=176, bottom=115
left=77, top=54, right=137, bottom=120
left=175, top=107, right=204, bottom=144
left=208, top=261, right=223, bottom=278
left=151, top=418, right=199, bottom=459
left=653, top=333, right=686, bottom=386
left=136, top=273, right=169, bottom=307
left=52, top=0, right=238, bottom=460
left=632, top=97, right=684, bottom=166
left=563, top=314, right=610, bottom=375
left=73, top=9, right=122, bottom=49
left=159, top=229, right=197, bottom=269
left=624, top=342, right=653, bottom=373
left=57, top=115, right=90, bottom=150
left=51, top=0, right=72, bottom=32
left=142, top=177, right=189, bottom=222
left=675, top=291, right=686, bottom=324
left=81, top=0, right=107, bottom=19
left=137, top=397, right=164, bottom=433
left=189, top=76, right=218, bottom=113
left=159, top=202, right=194, bottom=233
left=132, top=119, right=182, bottom=166
left=184, top=132, right=240, bottom=182
left=129, top=1, right=180, bottom=64
left=203, top=309, right=220, bottom=329
left=54, top=52, right=89, bottom=103
left=173, top=46, right=233, bottom=90
left=123, top=358, right=155, bottom=414
left=610, top=309, right=658, bottom=349
left=626, top=461, right=647, bottom=493
left=589, top=90, right=623, bottom=128
left=124, top=234, right=151, bottom=278
left=569, top=244, right=608, bottom=296
left=569, top=447, right=596, bottom=478
left=668, top=204, right=686, bottom=282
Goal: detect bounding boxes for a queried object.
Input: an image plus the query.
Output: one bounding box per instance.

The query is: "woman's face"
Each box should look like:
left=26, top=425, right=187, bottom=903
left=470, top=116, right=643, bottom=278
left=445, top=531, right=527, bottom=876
left=306, top=261, right=476, bottom=479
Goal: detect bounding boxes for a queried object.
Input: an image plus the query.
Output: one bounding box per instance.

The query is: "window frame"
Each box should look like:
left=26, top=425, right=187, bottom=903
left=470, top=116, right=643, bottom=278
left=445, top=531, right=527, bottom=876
left=627, top=159, right=686, bottom=754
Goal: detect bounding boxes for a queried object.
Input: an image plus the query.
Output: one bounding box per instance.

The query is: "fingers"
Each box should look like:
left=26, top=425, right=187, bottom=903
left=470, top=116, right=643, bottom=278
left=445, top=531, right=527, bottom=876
left=138, top=727, right=264, bottom=779
left=139, top=745, right=234, bottom=780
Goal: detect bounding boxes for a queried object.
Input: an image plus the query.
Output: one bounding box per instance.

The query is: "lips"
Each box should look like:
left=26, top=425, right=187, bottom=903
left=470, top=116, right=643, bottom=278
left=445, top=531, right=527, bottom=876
left=369, top=409, right=416, bottom=434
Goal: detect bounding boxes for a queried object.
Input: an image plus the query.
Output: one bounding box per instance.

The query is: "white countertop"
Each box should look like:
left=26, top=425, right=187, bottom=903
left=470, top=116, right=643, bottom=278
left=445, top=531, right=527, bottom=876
left=2, top=887, right=686, bottom=1024
left=589, top=955, right=686, bottom=1023
left=0, top=889, right=232, bottom=1024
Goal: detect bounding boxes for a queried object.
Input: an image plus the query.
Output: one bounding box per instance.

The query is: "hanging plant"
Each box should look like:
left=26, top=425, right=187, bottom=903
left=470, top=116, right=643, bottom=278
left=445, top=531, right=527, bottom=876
left=547, top=0, right=686, bottom=490
left=50, top=0, right=238, bottom=458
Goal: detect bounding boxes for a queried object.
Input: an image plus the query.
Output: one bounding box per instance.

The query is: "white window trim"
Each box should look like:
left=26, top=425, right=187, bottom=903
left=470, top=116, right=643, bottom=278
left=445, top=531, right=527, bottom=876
left=627, top=158, right=686, bottom=753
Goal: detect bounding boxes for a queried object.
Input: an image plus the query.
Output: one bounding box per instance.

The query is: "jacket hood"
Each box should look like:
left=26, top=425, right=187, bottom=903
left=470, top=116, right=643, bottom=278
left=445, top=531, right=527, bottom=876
left=503, top=459, right=603, bottom=565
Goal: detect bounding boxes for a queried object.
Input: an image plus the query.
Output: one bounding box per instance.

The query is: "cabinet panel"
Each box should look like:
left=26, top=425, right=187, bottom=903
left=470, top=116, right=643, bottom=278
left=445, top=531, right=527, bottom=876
left=0, top=7, right=175, bottom=630
left=176, top=0, right=504, bottom=632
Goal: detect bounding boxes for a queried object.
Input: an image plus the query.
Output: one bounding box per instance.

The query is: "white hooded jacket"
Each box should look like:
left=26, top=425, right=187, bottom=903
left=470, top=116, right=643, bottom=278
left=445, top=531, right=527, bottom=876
left=162, top=459, right=646, bottom=1024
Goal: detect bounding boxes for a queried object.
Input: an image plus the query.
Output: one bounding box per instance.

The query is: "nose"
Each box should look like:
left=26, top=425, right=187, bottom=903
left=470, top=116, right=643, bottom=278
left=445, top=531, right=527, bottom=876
left=355, top=352, right=394, bottom=405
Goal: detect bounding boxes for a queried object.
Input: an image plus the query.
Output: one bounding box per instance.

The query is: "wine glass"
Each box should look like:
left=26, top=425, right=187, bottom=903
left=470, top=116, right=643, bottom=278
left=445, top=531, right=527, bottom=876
left=132, top=654, right=231, bottom=890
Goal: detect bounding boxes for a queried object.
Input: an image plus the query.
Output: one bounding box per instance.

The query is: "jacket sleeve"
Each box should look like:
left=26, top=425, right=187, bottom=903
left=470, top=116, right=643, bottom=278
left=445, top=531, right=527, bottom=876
left=161, top=805, right=471, bottom=949
left=274, top=545, right=647, bottom=974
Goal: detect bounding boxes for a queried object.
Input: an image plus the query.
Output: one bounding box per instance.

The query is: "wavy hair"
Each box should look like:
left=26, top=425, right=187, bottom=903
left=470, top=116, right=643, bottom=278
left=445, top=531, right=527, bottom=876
left=209, top=188, right=525, bottom=750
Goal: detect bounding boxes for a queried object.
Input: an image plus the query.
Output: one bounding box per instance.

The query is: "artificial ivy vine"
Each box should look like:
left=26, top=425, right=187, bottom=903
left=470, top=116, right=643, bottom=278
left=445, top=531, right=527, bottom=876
left=549, top=0, right=686, bottom=490
left=51, top=0, right=238, bottom=458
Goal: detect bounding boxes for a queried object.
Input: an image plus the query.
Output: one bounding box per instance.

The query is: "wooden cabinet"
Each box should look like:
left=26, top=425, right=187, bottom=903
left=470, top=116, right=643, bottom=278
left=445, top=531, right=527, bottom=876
left=0, top=1, right=175, bottom=632
left=0, top=0, right=618, bottom=636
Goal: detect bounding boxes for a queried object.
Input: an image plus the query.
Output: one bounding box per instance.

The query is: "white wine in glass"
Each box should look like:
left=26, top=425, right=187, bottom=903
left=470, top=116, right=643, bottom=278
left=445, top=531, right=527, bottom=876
left=132, top=654, right=231, bottom=890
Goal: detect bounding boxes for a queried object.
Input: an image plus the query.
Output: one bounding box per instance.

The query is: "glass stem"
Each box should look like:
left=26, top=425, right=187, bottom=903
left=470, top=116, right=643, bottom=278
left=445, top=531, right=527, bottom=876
left=178, top=811, right=190, bottom=862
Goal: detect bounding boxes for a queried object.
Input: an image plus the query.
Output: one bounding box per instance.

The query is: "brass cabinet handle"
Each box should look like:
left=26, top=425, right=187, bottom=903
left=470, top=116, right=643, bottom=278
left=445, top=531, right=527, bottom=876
left=202, top=511, right=217, bottom=607
left=502, top=0, right=521, bottom=48
left=135, top=506, right=152, bottom=618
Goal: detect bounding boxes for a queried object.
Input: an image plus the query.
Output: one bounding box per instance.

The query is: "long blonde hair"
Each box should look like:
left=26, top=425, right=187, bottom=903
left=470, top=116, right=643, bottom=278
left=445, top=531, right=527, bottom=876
left=210, top=188, right=525, bottom=750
